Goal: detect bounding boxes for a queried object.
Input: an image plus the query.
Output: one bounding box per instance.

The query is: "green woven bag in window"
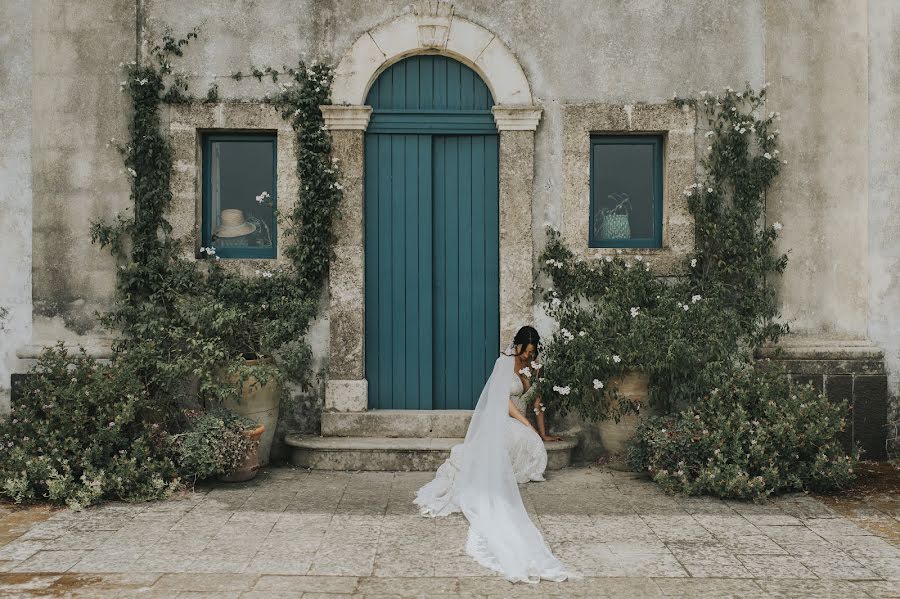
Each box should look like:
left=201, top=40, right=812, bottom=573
left=599, top=193, right=632, bottom=240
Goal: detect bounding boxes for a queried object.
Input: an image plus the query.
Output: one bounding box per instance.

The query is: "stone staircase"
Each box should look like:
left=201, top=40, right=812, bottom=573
left=285, top=410, right=578, bottom=471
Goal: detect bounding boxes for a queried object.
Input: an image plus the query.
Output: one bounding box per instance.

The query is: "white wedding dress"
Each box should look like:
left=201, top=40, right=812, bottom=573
left=414, top=354, right=578, bottom=583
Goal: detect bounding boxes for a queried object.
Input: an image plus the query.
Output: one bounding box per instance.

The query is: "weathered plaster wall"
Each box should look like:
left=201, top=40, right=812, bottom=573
left=0, top=0, right=33, bottom=415
left=868, top=0, right=900, bottom=453
left=29, top=0, right=135, bottom=351
left=764, top=0, right=870, bottom=341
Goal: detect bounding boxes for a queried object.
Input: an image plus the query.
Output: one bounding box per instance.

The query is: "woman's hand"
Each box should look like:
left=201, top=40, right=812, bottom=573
left=540, top=433, right=564, bottom=442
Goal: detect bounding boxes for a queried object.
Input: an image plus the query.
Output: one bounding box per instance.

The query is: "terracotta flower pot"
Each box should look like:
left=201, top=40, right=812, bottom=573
left=596, top=372, right=654, bottom=468
left=218, top=424, right=266, bottom=483
left=221, top=357, right=280, bottom=467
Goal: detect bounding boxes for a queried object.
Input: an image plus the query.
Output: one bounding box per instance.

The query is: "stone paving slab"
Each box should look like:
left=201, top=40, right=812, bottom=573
left=0, top=466, right=897, bottom=598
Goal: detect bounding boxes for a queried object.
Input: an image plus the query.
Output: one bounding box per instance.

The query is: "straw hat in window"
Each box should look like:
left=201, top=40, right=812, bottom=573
left=215, top=209, right=257, bottom=238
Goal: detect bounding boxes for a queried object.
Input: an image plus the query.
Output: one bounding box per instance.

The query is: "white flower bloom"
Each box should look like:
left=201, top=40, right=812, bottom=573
left=763, top=152, right=772, bottom=160
left=731, top=107, right=737, bottom=112
left=707, top=187, right=713, bottom=193
left=518, top=367, right=532, bottom=378
left=690, top=258, right=697, bottom=268
left=772, top=222, right=783, bottom=231
left=593, top=379, right=604, bottom=390
left=645, top=263, right=651, bottom=271
left=255, top=191, right=271, bottom=203
left=739, top=128, right=746, bottom=134
left=682, top=304, right=689, bottom=311
left=691, top=294, right=702, bottom=303
left=635, top=255, right=643, bottom=262
left=707, top=145, right=712, bottom=152
left=612, top=355, right=621, bottom=363
left=630, top=306, right=640, bottom=318
left=605, top=256, right=612, bottom=263
left=126, top=167, right=137, bottom=177
left=773, top=149, right=780, bottom=154
left=578, top=330, right=586, bottom=337
left=553, top=385, right=571, bottom=396
left=531, top=361, right=542, bottom=371
left=550, top=297, right=562, bottom=309
left=705, top=131, right=714, bottom=138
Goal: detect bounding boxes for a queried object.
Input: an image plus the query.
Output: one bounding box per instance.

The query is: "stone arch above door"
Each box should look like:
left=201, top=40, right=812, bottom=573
left=322, top=2, right=542, bottom=412
left=331, top=4, right=534, bottom=108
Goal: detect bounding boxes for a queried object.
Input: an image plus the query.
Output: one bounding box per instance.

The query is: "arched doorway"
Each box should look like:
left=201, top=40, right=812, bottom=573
left=364, top=55, right=500, bottom=410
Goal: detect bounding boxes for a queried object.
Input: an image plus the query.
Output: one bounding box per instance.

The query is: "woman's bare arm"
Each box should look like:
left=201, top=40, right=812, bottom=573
left=532, top=394, right=563, bottom=442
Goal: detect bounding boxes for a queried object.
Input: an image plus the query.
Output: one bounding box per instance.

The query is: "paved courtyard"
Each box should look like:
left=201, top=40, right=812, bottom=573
left=0, top=466, right=898, bottom=598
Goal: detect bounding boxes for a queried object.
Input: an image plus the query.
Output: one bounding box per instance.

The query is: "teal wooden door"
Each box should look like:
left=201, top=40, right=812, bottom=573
left=364, top=55, right=499, bottom=410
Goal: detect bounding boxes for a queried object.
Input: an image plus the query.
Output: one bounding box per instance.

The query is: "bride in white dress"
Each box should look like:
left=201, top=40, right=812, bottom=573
left=415, top=326, right=579, bottom=583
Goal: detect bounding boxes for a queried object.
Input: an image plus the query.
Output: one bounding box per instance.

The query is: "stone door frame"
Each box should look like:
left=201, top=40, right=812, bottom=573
left=321, top=4, right=541, bottom=412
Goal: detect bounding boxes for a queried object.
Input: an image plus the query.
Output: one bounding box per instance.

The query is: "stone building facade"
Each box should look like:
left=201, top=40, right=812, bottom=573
left=1, top=0, right=898, bottom=460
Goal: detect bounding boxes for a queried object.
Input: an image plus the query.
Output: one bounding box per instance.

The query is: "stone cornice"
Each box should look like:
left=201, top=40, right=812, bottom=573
left=321, top=105, right=373, bottom=130
left=492, top=105, right=543, bottom=131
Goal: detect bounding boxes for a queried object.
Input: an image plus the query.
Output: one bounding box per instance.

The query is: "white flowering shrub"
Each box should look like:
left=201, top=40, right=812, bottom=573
left=537, top=85, right=792, bottom=420
left=628, top=365, right=857, bottom=500
left=536, top=86, right=856, bottom=495
left=0, top=345, right=181, bottom=510
left=5, top=28, right=343, bottom=508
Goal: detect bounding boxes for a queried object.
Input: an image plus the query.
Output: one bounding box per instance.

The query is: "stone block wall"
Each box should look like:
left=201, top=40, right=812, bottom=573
left=762, top=348, right=890, bottom=461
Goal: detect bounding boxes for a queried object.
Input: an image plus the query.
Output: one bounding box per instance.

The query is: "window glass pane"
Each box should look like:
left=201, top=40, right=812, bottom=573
left=209, top=138, right=275, bottom=254
left=590, top=139, right=659, bottom=247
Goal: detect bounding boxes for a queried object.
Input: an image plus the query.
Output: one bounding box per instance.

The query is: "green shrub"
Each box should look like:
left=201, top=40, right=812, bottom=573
left=173, top=409, right=259, bottom=483
left=628, top=365, right=857, bottom=500
left=0, top=344, right=182, bottom=510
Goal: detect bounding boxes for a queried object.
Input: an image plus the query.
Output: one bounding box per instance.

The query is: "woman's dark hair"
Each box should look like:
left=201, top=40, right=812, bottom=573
left=513, top=325, right=541, bottom=357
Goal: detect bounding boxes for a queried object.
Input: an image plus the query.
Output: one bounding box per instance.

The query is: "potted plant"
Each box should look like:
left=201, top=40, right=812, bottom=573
left=536, top=228, right=663, bottom=464
left=178, top=266, right=300, bottom=468
left=174, top=408, right=265, bottom=484
left=218, top=358, right=281, bottom=468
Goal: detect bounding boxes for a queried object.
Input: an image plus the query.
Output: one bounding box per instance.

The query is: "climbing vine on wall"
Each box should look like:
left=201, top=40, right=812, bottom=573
left=90, top=27, right=344, bottom=409
left=535, top=84, right=790, bottom=420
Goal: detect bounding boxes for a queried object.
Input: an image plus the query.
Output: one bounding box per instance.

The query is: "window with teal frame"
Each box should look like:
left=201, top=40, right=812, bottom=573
left=201, top=132, right=277, bottom=259
left=589, top=135, right=663, bottom=248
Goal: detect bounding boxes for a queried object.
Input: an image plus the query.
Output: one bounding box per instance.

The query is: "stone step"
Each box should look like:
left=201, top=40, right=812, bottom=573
left=321, top=410, right=472, bottom=438
left=284, top=435, right=578, bottom=472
